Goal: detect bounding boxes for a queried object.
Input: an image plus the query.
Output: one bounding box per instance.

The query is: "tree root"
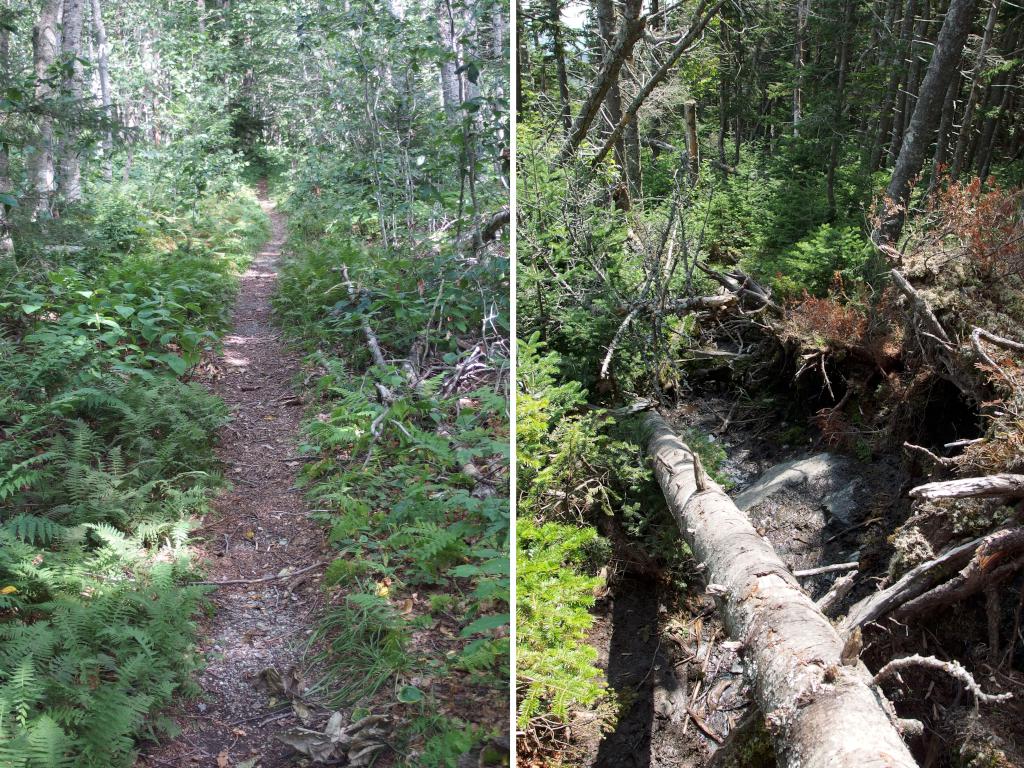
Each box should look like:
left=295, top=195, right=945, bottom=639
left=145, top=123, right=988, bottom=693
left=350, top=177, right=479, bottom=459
left=873, top=654, right=1012, bottom=705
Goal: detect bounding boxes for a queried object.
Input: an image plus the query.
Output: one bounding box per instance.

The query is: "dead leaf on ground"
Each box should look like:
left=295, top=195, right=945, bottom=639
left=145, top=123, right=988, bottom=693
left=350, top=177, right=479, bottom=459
left=278, top=711, right=389, bottom=765
left=216, top=750, right=230, bottom=768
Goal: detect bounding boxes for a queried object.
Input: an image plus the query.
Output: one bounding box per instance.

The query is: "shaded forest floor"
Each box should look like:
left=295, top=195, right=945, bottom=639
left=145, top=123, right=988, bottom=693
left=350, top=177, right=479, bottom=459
left=138, top=184, right=332, bottom=768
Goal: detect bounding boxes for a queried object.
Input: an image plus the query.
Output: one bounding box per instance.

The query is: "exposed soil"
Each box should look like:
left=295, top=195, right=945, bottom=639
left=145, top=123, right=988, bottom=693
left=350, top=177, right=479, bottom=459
left=137, top=184, right=332, bottom=768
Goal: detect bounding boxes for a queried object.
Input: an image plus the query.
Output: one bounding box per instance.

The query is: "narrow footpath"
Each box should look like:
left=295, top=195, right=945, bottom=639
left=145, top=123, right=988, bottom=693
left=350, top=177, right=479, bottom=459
left=139, top=184, right=331, bottom=768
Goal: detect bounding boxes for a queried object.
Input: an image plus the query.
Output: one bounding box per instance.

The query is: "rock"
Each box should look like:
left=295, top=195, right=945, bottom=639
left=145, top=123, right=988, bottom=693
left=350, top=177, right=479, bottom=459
left=734, top=453, right=851, bottom=511
left=822, top=480, right=863, bottom=526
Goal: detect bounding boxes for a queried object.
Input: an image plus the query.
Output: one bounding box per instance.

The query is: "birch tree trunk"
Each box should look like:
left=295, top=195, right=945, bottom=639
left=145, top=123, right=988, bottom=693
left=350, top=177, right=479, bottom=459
left=90, top=0, right=113, bottom=181
left=595, top=0, right=625, bottom=170
left=792, top=0, right=809, bottom=136
left=0, top=26, right=13, bottom=255
left=874, top=0, right=980, bottom=245
left=641, top=412, right=918, bottom=768
left=59, top=0, right=85, bottom=203
left=437, top=0, right=460, bottom=124
left=516, top=0, right=528, bottom=118
left=32, top=0, right=62, bottom=217
left=926, top=75, right=960, bottom=194
left=869, top=0, right=916, bottom=170
left=826, top=0, right=854, bottom=218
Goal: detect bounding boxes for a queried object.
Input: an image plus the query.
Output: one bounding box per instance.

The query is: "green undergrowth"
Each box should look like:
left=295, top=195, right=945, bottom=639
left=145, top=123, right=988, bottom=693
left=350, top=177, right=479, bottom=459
left=273, top=180, right=509, bottom=767
left=0, top=181, right=267, bottom=767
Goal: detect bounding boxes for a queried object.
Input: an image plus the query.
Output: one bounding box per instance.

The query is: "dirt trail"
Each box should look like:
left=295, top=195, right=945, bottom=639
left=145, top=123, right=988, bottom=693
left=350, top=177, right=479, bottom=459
left=138, top=183, right=330, bottom=768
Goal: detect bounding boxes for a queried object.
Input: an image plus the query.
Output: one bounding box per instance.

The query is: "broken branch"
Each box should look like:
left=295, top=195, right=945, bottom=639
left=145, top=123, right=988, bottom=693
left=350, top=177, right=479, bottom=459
left=873, top=654, right=1012, bottom=704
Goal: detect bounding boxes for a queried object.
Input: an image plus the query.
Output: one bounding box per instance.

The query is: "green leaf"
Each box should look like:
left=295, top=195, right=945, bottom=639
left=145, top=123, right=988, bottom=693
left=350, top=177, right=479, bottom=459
left=460, top=613, right=509, bottom=637
left=159, top=353, right=187, bottom=376
left=21, top=304, right=42, bottom=314
left=114, top=305, right=136, bottom=318
left=0, top=192, right=18, bottom=207
left=397, top=685, right=424, bottom=703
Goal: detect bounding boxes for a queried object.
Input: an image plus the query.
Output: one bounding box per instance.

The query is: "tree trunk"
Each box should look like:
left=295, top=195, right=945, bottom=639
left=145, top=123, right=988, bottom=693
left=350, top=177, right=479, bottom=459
left=0, top=27, right=13, bottom=255
left=717, top=23, right=730, bottom=168
left=437, top=0, right=461, bottom=124
left=888, top=4, right=930, bottom=163
left=557, top=0, right=644, bottom=164
left=59, top=0, right=85, bottom=204
left=927, top=74, right=960, bottom=193
left=595, top=0, right=626, bottom=170
left=641, top=412, right=917, bottom=768
left=950, top=0, right=1000, bottom=179
left=90, top=0, right=113, bottom=181
left=516, top=0, right=527, bottom=118
left=975, top=68, right=1013, bottom=182
left=826, top=0, right=854, bottom=218
left=548, top=0, right=572, bottom=134
left=32, top=0, right=62, bottom=217
left=793, top=0, right=809, bottom=136
left=683, top=100, right=699, bottom=182
left=870, top=0, right=916, bottom=170
left=874, top=0, right=980, bottom=246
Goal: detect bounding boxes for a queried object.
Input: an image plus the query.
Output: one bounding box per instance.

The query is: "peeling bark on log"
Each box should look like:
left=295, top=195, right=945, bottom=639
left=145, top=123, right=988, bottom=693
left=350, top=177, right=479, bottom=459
left=909, top=474, right=1024, bottom=500
left=642, top=412, right=916, bottom=768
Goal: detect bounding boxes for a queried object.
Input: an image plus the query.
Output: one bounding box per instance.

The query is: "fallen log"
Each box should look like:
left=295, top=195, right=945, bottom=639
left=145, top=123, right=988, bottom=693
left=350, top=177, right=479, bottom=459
left=642, top=412, right=916, bottom=768
left=909, top=474, right=1024, bottom=500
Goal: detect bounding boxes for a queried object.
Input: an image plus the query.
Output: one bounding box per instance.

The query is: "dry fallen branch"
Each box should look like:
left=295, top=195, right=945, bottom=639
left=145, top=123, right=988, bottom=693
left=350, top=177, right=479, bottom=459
left=841, top=528, right=1024, bottom=636
left=599, top=294, right=735, bottom=380
left=889, top=269, right=952, bottom=347
left=792, top=561, right=859, bottom=577
left=873, top=654, right=1012, bottom=705
left=903, top=441, right=961, bottom=469
left=642, top=412, right=916, bottom=768
left=816, top=572, right=857, bottom=616
left=909, top=474, right=1024, bottom=500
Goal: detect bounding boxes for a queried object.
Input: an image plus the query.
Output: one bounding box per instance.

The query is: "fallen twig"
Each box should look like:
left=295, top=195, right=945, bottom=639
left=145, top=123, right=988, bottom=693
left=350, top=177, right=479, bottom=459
left=793, top=561, right=859, bottom=577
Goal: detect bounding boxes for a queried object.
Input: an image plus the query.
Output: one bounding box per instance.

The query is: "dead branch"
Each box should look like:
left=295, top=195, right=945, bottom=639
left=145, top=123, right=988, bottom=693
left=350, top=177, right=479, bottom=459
left=873, top=654, right=1013, bottom=704
left=695, top=262, right=782, bottom=314
left=903, top=442, right=961, bottom=469
left=792, top=561, right=859, bottom=577
left=816, top=572, right=857, bottom=616
left=841, top=528, right=1024, bottom=637
left=909, top=474, right=1024, bottom=500
left=599, top=295, right=735, bottom=380
left=889, top=269, right=952, bottom=347
left=556, top=0, right=646, bottom=164
left=590, top=0, right=726, bottom=169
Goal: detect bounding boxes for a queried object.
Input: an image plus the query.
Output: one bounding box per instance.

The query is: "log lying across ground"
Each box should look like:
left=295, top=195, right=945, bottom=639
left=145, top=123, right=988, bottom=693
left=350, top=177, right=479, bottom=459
left=641, top=412, right=916, bottom=768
